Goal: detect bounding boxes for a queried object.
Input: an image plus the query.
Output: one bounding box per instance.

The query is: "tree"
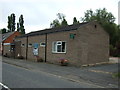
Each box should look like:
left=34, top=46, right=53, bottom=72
left=81, top=8, right=119, bottom=56
left=50, top=19, right=60, bottom=28
left=19, top=15, right=25, bottom=34
left=7, top=16, right=12, bottom=32
left=57, top=13, right=65, bottom=22
left=81, top=8, right=116, bottom=44
left=61, top=18, right=68, bottom=26
left=73, top=17, right=79, bottom=24
left=7, top=13, right=16, bottom=32
left=17, top=22, right=20, bottom=32
left=81, top=8, right=115, bottom=24
left=0, top=28, right=7, bottom=34
left=50, top=13, right=68, bottom=28
left=11, top=13, right=16, bottom=32
left=103, top=23, right=118, bottom=46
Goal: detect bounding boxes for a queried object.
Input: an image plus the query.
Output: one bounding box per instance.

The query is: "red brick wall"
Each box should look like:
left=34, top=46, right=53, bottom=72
left=3, top=31, right=21, bottom=43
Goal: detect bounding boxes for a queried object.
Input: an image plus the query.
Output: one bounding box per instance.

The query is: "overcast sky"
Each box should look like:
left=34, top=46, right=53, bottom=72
left=0, top=0, right=119, bottom=33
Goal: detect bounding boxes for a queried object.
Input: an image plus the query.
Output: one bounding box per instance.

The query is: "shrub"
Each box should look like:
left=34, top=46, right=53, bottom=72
left=59, top=58, right=69, bottom=66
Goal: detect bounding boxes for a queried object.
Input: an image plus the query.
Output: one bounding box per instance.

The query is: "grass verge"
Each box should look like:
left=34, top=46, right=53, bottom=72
left=112, top=72, right=120, bottom=78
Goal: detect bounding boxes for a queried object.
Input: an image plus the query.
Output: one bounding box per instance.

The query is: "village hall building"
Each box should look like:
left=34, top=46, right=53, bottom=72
left=14, top=21, right=109, bottom=66
left=0, top=31, right=20, bottom=57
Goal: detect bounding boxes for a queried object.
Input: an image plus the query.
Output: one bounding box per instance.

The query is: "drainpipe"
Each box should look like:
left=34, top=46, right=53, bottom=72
left=2, top=42, right=4, bottom=56
left=26, top=36, right=28, bottom=60
left=45, top=33, right=47, bottom=62
left=13, top=41, right=15, bottom=59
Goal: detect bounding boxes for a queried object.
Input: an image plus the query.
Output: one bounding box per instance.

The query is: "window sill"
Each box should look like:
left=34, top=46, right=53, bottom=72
left=52, top=52, right=66, bottom=54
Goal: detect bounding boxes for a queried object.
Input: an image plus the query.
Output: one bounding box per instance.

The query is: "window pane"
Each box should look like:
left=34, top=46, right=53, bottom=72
left=57, top=45, right=62, bottom=52
left=52, top=41, right=66, bottom=53
left=53, top=42, right=57, bottom=52
left=62, top=42, right=66, bottom=52
left=57, top=41, right=62, bottom=45
left=40, top=42, right=46, bottom=47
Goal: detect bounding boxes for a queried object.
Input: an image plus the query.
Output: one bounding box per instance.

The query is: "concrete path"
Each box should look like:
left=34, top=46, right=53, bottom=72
left=2, top=56, right=119, bottom=88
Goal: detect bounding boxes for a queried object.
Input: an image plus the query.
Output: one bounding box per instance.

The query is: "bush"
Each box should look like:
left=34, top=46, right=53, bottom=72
left=59, top=58, right=69, bottom=66
left=110, top=43, right=120, bottom=57
left=110, top=45, right=116, bottom=56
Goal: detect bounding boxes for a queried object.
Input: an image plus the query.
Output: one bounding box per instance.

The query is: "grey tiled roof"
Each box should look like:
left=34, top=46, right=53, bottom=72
left=0, top=31, right=15, bottom=42
left=17, top=22, right=88, bottom=38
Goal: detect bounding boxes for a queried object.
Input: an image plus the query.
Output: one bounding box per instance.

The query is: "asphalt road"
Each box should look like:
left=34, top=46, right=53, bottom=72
left=2, top=62, right=102, bottom=88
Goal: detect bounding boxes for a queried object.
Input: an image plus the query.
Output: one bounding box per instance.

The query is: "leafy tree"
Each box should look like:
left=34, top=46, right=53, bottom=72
left=81, top=8, right=116, bottom=42
left=19, top=15, right=25, bottom=34
left=7, top=13, right=16, bottom=32
left=17, top=22, right=20, bottom=32
left=117, top=25, right=120, bottom=42
left=61, top=18, right=68, bottom=26
left=81, top=8, right=115, bottom=24
left=11, top=13, right=16, bottom=32
left=50, top=13, right=68, bottom=28
left=6, top=13, right=26, bottom=34
left=103, top=23, right=118, bottom=46
left=81, top=8, right=116, bottom=44
left=73, top=17, right=79, bottom=24
left=50, top=19, right=60, bottom=28
left=0, top=28, right=7, bottom=34
left=7, top=16, right=12, bottom=32
left=57, top=13, right=65, bottom=22
left=81, top=8, right=119, bottom=56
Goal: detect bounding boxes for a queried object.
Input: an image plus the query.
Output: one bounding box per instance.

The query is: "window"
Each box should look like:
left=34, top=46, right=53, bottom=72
left=40, top=42, right=46, bottom=47
left=28, top=43, right=32, bottom=47
left=21, top=44, right=25, bottom=47
left=95, top=25, right=97, bottom=28
left=52, top=41, right=66, bottom=53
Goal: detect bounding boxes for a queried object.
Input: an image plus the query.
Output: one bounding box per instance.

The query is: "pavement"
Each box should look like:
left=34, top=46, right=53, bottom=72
left=1, top=56, right=120, bottom=88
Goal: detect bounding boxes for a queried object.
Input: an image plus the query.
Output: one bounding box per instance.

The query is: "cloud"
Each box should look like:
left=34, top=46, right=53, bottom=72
left=0, top=0, right=119, bottom=33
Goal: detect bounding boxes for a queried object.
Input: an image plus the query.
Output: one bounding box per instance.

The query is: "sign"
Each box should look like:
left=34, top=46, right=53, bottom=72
left=33, top=48, right=38, bottom=56
left=70, top=34, right=75, bottom=39
left=3, top=43, right=11, bottom=45
left=33, top=43, right=39, bottom=56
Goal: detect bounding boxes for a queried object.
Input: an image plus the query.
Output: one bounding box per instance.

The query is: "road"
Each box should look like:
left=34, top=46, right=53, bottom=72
left=1, top=56, right=119, bottom=88
left=2, top=62, right=101, bottom=88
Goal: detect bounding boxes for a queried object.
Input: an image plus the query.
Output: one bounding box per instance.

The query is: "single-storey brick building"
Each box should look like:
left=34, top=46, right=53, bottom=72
left=0, top=31, right=21, bottom=57
left=15, top=21, right=109, bottom=66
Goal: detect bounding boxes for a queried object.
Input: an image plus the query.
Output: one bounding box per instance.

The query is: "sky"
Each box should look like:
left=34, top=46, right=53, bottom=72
left=0, top=0, right=119, bottom=33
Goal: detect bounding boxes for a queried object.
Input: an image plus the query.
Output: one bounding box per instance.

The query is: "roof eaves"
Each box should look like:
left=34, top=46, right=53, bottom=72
left=16, top=22, right=89, bottom=38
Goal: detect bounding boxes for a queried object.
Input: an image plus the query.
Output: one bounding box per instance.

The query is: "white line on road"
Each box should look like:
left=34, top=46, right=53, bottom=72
left=0, top=82, right=10, bottom=90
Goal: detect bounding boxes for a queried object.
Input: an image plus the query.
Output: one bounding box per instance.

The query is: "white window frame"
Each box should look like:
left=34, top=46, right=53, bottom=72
left=52, top=41, right=66, bottom=53
left=28, top=43, right=32, bottom=47
left=40, top=42, right=46, bottom=47
left=21, top=44, right=25, bottom=47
